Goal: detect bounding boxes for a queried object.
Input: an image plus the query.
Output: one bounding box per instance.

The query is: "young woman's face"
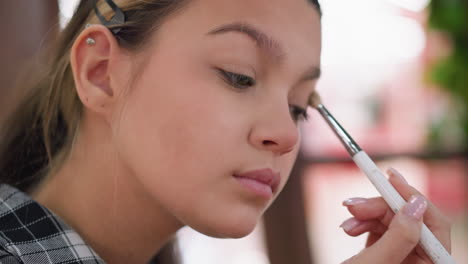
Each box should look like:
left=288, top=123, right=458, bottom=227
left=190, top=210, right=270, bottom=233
left=113, top=0, right=321, bottom=238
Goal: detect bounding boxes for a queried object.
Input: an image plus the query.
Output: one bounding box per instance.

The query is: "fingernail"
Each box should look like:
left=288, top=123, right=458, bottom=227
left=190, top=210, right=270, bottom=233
left=339, top=217, right=361, bottom=232
left=343, top=197, right=368, bottom=206
left=388, top=167, right=408, bottom=184
left=403, top=195, right=428, bottom=220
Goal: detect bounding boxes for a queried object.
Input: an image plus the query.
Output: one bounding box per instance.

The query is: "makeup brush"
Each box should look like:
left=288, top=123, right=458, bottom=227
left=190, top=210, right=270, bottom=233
left=308, top=92, right=456, bottom=264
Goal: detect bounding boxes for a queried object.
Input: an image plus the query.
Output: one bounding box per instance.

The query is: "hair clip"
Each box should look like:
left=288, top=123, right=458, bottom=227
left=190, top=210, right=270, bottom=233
left=92, top=0, right=126, bottom=35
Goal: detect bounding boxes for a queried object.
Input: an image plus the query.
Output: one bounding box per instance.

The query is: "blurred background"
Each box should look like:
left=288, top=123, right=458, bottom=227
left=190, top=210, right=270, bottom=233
left=1, top=0, right=466, bottom=263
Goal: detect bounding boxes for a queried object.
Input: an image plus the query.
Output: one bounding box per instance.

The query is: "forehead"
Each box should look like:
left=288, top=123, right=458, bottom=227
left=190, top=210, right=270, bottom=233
left=165, top=0, right=321, bottom=63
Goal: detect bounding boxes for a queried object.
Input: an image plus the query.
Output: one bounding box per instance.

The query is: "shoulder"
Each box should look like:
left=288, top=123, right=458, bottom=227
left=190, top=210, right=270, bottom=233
left=0, top=184, right=48, bottom=263
left=0, top=184, right=104, bottom=264
left=0, top=184, right=24, bottom=263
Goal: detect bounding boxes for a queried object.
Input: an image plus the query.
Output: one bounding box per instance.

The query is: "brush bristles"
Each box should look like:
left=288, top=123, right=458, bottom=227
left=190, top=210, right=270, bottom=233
left=308, top=91, right=322, bottom=109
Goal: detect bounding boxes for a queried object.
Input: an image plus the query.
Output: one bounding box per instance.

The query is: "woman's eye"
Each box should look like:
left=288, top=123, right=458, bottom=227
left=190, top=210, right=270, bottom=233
left=217, top=69, right=256, bottom=89
left=289, top=105, right=309, bottom=122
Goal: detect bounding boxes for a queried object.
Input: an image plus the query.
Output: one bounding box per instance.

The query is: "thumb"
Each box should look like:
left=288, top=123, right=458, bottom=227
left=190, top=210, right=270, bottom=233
left=346, top=195, right=428, bottom=264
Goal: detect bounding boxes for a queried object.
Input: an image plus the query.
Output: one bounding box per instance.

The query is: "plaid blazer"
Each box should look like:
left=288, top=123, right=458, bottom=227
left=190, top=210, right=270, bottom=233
left=0, top=184, right=104, bottom=263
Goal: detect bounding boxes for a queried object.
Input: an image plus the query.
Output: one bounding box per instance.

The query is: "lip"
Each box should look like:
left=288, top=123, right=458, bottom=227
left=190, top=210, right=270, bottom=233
left=233, top=168, right=281, bottom=199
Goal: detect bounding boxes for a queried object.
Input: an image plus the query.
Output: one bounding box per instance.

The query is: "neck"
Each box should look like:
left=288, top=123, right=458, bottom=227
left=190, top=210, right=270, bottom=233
left=33, top=115, right=183, bottom=263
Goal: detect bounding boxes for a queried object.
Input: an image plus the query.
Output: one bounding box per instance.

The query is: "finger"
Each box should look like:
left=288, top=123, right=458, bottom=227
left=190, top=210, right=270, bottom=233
left=343, top=167, right=452, bottom=250
left=342, top=169, right=425, bottom=225
left=387, top=168, right=452, bottom=252
left=344, top=195, right=428, bottom=264
left=340, top=217, right=387, bottom=237
left=343, top=197, right=394, bottom=226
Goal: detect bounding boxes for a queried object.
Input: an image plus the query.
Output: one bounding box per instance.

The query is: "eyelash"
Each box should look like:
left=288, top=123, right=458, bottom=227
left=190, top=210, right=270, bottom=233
left=217, top=68, right=256, bottom=89
left=216, top=68, right=309, bottom=122
left=289, top=105, right=309, bottom=122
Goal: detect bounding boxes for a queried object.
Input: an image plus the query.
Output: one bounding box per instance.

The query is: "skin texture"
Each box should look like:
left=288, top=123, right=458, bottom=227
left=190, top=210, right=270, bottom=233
left=34, top=0, right=321, bottom=262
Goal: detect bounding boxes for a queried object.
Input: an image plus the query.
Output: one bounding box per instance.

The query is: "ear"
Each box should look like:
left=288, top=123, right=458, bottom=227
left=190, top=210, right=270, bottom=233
left=70, top=25, right=122, bottom=118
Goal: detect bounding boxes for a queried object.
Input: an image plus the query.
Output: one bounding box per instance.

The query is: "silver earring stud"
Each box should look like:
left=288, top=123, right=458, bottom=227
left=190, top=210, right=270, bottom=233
left=86, top=37, right=96, bottom=45
left=85, top=24, right=96, bottom=45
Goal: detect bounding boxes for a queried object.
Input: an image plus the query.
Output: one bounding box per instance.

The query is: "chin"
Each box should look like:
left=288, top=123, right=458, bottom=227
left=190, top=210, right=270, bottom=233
left=200, top=220, right=258, bottom=239
left=188, top=209, right=261, bottom=239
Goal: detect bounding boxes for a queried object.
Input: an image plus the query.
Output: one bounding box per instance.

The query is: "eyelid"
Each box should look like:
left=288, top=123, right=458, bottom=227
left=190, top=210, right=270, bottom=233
left=216, top=68, right=256, bottom=89
left=216, top=63, right=257, bottom=80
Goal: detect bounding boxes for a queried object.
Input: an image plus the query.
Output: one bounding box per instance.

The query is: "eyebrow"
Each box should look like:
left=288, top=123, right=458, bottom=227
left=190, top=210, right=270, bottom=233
left=207, top=22, right=321, bottom=81
left=207, top=22, right=285, bottom=60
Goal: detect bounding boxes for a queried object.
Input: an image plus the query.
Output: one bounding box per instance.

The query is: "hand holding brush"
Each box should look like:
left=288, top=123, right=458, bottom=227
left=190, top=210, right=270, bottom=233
left=308, top=92, right=455, bottom=264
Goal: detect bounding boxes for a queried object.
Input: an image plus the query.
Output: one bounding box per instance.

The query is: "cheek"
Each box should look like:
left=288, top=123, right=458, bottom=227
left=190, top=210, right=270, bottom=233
left=115, top=44, right=257, bottom=185
left=115, top=66, right=237, bottom=191
left=109, top=47, right=301, bottom=238
left=111, top=53, right=267, bottom=236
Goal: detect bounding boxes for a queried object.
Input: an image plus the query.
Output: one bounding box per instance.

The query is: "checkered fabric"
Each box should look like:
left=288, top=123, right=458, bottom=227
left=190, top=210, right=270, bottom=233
left=0, top=184, right=104, bottom=264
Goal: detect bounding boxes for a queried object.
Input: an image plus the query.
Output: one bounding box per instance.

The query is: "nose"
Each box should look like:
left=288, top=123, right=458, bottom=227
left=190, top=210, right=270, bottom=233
left=248, top=103, right=299, bottom=156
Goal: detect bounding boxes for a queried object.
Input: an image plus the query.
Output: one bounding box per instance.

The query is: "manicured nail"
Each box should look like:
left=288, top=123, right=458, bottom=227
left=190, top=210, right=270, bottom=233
left=388, top=167, right=408, bottom=184
left=340, top=217, right=361, bottom=232
left=343, top=197, right=368, bottom=206
left=403, top=195, right=427, bottom=220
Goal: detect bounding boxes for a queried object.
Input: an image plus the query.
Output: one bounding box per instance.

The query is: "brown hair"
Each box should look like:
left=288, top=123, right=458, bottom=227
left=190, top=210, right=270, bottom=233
left=0, top=0, right=189, bottom=192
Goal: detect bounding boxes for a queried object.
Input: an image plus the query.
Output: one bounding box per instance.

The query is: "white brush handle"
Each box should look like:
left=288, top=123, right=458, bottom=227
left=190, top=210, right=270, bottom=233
left=353, top=151, right=456, bottom=264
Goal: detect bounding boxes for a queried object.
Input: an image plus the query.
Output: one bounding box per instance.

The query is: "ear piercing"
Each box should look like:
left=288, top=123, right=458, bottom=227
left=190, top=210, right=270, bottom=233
left=85, top=24, right=96, bottom=45
left=86, top=37, right=96, bottom=45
